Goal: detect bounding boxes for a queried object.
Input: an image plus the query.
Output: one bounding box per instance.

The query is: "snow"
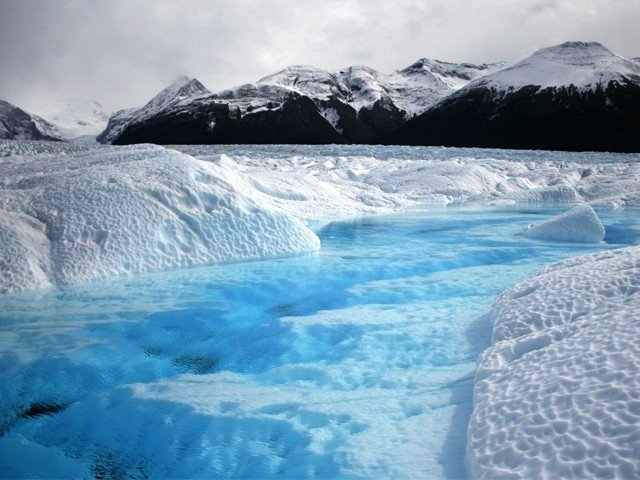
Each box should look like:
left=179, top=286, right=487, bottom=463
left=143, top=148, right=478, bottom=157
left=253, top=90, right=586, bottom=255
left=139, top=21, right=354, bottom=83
left=0, top=144, right=319, bottom=293
left=0, top=100, right=61, bottom=141
left=469, top=245, right=640, bottom=479
left=320, top=107, right=342, bottom=133
left=466, top=41, right=640, bottom=93
left=522, top=204, right=605, bottom=243
left=33, top=98, right=110, bottom=140
left=211, top=83, right=290, bottom=117
left=0, top=211, right=51, bottom=292
left=98, top=58, right=507, bottom=142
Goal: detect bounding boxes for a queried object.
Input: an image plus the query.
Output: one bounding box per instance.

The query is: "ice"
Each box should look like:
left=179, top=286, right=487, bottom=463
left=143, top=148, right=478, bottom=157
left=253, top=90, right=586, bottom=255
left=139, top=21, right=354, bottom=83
left=0, top=211, right=52, bottom=292
left=31, top=98, right=111, bottom=140
left=3, top=142, right=640, bottom=291
left=186, top=147, right=640, bottom=220
left=522, top=204, right=605, bottom=243
left=469, top=245, right=640, bottom=479
left=2, top=143, right=640, bottom=478
left=0, top=144, right=319, bottom=293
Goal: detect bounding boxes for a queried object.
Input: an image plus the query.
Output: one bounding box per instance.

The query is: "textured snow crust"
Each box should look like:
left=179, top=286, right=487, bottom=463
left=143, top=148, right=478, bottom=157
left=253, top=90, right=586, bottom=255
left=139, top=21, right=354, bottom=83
left=522, top=204, right=605, bottom=243
left=469, top=246, right=640, bottom=479
left=0, top=144, right=319, bottom=293
left=175, top=144, right=640, bottom=221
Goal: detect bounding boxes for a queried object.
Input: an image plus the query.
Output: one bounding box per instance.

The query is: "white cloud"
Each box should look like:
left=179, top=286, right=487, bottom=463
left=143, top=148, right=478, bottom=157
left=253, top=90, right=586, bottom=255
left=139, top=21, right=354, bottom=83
left=0, top=0, right=638, bottom=115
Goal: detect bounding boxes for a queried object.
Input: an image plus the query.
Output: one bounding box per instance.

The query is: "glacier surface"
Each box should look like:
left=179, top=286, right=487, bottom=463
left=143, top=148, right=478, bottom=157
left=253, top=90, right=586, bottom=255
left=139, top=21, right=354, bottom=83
left=0, top=144, right=319, bottom=293
left=1, top=141, right=640, bottom=479
left=469, top=246, right=640, bottom=479
left=2, top=141, right=640, bottom=293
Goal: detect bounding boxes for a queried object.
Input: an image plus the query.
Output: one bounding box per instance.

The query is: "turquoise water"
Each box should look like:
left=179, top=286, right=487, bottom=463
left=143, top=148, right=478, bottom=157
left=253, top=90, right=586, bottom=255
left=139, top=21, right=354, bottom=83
left=0, top=207, right=638, bottom=478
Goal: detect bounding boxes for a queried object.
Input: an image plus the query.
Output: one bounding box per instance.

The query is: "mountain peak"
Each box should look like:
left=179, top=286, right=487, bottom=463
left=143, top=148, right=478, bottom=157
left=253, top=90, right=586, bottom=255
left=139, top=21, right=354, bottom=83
left=532, top=41, right=618, bottom=66
left=467, top=41, right=640, bottom=91
left=258, top=65, right=337, bottom=88
left=141, top=77, right=209, bottom=115
left=398, top=58, right=508, bottom=90
left=162, top=76, right=209, bottom=99
left=546, top=41, right=609, bottom=51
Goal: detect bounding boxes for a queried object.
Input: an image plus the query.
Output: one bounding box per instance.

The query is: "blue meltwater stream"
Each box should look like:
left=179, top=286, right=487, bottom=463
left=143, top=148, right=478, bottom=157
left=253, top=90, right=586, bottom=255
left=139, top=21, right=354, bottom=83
left=1, top=207, right=639, bottom=479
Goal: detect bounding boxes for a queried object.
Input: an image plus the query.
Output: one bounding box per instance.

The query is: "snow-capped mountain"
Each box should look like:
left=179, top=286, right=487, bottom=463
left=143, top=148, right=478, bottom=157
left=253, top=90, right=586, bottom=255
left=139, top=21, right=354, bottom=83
left=392, top=42, right=640, bottom=152
left=97, top=41, right=640, bottom=151
left=469, top=41, right=640, bottom=92
left=255, top=60, right=506, bottom=118
left=97, top=76, right=210, bottom=143
left=0, top=100, right=62, bottom=141
left=390, top=59, right=508, bottom=116
left=99, top=59, right=506, bottom=145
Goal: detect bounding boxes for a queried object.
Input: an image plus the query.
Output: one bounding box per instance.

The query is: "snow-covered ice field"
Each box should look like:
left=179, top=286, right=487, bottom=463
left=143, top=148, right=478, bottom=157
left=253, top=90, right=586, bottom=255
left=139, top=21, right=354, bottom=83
left=1, top=142, right=640, bottom=478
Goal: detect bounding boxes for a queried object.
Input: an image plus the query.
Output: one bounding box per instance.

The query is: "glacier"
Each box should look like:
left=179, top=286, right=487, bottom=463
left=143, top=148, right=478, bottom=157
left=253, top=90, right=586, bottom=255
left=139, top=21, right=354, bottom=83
left=2, top=141, right=640, bottom=292
left=1, top=141, right=640, bottom=479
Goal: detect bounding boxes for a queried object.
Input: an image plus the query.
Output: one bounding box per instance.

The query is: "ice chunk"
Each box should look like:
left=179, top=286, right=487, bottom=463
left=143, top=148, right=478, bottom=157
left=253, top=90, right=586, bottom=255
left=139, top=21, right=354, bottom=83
left=0, top=145, right=320, bottom=293
left=522, top=204, right=605, bottom=243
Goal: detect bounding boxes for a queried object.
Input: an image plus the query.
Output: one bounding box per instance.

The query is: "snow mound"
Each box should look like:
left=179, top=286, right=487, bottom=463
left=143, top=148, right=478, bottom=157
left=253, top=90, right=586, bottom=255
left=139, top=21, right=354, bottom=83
left=0, top=145, right=319, bottom=293
left=522, top=204, right=605, bottom=243
left=469, top=245, right=640, bottom=479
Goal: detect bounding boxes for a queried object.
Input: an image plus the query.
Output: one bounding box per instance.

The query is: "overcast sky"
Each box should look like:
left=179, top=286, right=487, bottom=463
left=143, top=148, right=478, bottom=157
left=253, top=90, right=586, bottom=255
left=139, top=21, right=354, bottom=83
left=1, top=0, right=639, bottom=115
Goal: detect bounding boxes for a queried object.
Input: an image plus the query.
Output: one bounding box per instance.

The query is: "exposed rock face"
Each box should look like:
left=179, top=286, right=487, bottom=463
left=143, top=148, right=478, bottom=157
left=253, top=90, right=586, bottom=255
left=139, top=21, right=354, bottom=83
left=0, top=100, right=62, bottom=141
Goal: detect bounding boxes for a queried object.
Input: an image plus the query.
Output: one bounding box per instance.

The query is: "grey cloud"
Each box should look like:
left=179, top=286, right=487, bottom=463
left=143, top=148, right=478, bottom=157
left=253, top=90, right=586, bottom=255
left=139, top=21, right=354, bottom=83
left=0, top=0, right=638, bottom=115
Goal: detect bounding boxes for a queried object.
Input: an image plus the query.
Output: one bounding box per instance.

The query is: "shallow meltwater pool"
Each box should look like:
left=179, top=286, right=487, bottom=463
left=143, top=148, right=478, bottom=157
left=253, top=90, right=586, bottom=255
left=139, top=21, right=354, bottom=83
left=1, top=207, right=639, bottom=479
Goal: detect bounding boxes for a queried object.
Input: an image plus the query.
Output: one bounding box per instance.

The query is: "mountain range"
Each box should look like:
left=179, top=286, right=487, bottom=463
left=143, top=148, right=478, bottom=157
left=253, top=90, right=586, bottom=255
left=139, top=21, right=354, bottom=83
left=2, top=42, right=639, bottom=152
left=393, top=42, right=640, bottom=152
left=97, top=58, right=506, bottom=146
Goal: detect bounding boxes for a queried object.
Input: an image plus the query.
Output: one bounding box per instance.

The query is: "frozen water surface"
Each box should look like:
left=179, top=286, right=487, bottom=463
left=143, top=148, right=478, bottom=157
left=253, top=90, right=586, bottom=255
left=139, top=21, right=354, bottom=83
left=1, top=205, right=639, bottom=479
